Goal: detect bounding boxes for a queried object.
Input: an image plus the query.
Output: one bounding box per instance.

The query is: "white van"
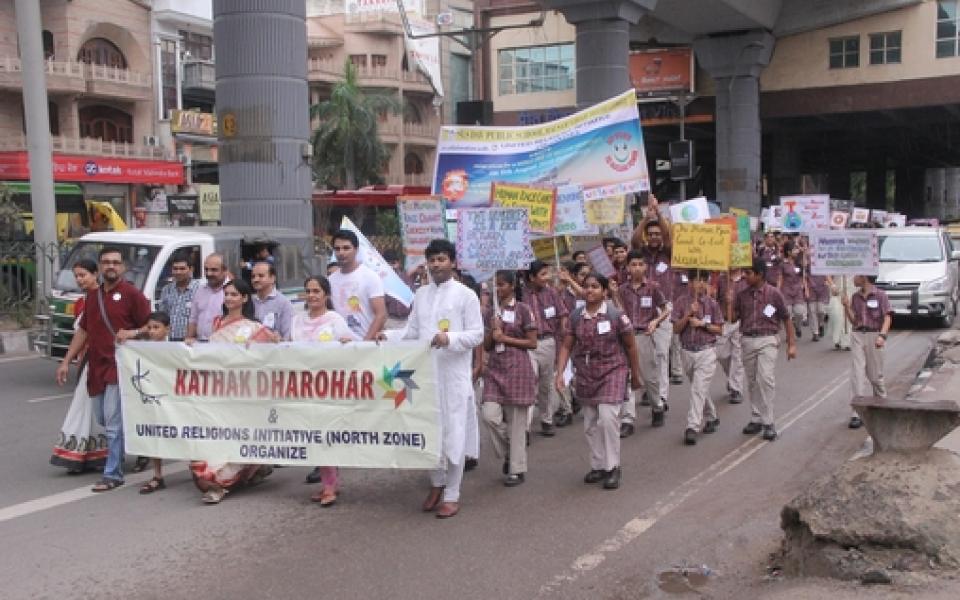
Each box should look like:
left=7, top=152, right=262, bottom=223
left=38, top=227, right=317, bottom=356
left=876, top=227, right=960, bottom=327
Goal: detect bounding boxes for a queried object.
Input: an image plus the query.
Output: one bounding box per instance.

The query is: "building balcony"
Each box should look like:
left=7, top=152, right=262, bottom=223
left=378, top=118, right=401, bottom=143
left=0, top=134, right=172, bottom=161
left=83, top=64, right=151, bottom=101
left=307, top=57, right=344, bottom=83
left=183, top=61, right=216, bottom=95
left=355, top=64, right=400, bottom=87
left=402, top=172, right=431, bottom=187
left=0, top=57, right=86, bottom=95
left=403, top=120, right=439, bottom=146
left=343, top=11, right=405, bottom=35
left=401, top=68, right=435, bottom=94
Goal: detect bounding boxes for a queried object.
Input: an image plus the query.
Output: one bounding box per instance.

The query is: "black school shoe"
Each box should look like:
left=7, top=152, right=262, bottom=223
left=742, top=422, right=763, bottom=435
left=619, top=422, right=635, bottom=438
left=584, top=469, right=606, bottom=484
left=729, top=391, right=742, bottom=404
left=602, top=467, right=621, bottom=489
left=504, top=473, right=525, bottom=487
left=464, top=457, right=479, bottom=471
left=684, top=428, right=697, bottom=445
left=652, top=408, right=665, bottom=427
left=703, top=418, right=719, bottom=434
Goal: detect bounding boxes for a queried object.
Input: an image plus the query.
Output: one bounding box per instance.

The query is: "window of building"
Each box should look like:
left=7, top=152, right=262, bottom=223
left=20, top=100, right=59, bottom=135
left=42, top=30, right=54, bottom=60
left=828, top=36, right=859, bottom=69
left=349, top=54, right=367, bottom=68
left=404, top=152, right=424, bottom=175
left=179, top=30, right=213, bottom=61
left=869, top=31, right=901, bottom=64
left=79, top=105, right=133, bottom=143
left=371, top=54, right=387, bottom=68
left=498, top=43, right=574, bottom=95
left=937, top=0, right=960, bottom=58
left=77, top=37, right=127, bottom=68
left=160, top=38, right=178, bottom=120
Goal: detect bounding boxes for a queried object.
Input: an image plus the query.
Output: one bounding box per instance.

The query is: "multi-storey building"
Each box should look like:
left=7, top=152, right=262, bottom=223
left=306, top=0, right=473, bottom=188
left=0, top=0, right=185, bottom=228
left=475, top=0, right=960, bottom=220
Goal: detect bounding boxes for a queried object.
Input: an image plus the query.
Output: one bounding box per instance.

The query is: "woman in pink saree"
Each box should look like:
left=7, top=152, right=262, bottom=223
left=189, top=279, right=277, bottom=503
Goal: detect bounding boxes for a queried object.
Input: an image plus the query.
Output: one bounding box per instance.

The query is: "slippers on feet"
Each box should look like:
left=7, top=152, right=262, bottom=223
left=92, top=479, right=123, bottom=492
left=139, top=477, right=166, bottom=494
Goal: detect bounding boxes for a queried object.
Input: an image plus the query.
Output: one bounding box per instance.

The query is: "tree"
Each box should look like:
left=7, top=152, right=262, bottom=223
left=310, top=60, right=402, bottom=190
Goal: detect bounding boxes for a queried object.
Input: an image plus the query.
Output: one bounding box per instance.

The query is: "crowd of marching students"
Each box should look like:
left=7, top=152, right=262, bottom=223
left=49, top=196, right=892, bottom=518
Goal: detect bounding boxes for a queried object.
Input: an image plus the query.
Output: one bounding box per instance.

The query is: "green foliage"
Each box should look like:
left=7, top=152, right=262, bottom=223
left=310, top=61, right=403, bottom=190
left=0, top=185, right=24, bottom=241
left=375, top=208, right=400, bottom=237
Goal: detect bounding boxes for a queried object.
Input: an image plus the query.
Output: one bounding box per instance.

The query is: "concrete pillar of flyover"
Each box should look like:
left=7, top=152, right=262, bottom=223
left=213, top=0, right=313, bottom=238
left=694, top=31, right=774, bottom=215
left=544, top=0, right=657, bottom=109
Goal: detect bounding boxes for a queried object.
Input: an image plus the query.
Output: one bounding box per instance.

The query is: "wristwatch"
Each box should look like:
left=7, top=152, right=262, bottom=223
left=878, top=332, right=888, bottom=340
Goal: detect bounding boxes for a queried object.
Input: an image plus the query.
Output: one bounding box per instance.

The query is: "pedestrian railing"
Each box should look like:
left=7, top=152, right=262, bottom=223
left=0, top=240, right=62, bottom=323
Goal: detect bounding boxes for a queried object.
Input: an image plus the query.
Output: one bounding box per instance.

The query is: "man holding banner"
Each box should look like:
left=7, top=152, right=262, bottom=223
left=382, top=239, right=483, bottom=518
left=731, top=259, right=797, bottom=441
left=630, top=197, right=676, bottom=414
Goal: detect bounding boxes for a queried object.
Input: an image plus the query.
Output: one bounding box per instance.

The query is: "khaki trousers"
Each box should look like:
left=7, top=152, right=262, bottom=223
left=683, top=347, right=718, bottom=431
left=620, top=331, right=662, bottom=424
left=584, top=403, right=621, bottom=471
left=530, top=337, right=560, bottom=425
left=851, top=331, right=887, bottom=401
left=653, top=319, right=673, bottom=402
left=670, top=333, right=683, bottom=378
left=807, top=300, right=827, bottom=335
left=481, top=402, right=530, bottom=475
left=716, top=322, right=744, bottom=394
left=788, top=302, right=807, bottom=334
left=741, top=335, right=779, bottom=426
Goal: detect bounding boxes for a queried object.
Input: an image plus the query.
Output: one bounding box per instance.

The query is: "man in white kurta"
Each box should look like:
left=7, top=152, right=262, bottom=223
left=386, top=239, right=483, bottom=518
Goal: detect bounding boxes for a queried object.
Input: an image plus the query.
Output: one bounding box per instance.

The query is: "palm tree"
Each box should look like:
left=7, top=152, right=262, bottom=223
left=310, top=60, right=402, bottom=190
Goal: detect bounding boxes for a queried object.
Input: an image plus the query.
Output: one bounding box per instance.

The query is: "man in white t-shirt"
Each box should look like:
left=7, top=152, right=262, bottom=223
left=328, top=229, right=387, bottom=340
left=306, top=229, right=388, bottom=486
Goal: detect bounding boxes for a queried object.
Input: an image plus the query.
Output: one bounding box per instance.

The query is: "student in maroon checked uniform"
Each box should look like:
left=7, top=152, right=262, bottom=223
left=613, top=251, right=669, bottom=435
left=841, top=274, right=893, bottom=429
left=524, top=261, right=570, bottom=436
left=480, top=270, right=539, bottom=486
left=555, top=273, right=643, bottom=491
left=672, top=270, right=724, bottom=446
left=777, top=240, right=809, bottom=339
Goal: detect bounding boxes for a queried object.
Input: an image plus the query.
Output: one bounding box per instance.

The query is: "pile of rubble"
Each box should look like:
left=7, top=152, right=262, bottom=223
left=778, top=329, right=960, bottom=585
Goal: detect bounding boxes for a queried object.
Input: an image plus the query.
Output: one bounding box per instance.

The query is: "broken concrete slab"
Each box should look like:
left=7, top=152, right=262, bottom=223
left=780, top=449, right=960, bottom=581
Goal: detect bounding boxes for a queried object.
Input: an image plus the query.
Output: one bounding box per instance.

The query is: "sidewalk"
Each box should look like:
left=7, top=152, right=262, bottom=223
left=0, top=328, right=33, bottom=355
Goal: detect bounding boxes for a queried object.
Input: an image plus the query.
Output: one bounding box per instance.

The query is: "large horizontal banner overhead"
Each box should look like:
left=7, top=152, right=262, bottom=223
left=432, top=90, right=650, bottom=207
left=118, top=341, right=441, bottom=469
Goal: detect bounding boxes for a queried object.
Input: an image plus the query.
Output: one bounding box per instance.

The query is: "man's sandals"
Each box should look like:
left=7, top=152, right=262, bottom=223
left=139, top=477, right=166, bottom=494
left=91, top=479, right=123, bottom=492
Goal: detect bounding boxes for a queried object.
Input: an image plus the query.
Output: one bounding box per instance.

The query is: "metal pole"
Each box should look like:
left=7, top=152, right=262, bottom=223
left=679, top=96, right=686, bottom=201
left=14, top=0, right=58, bottom=301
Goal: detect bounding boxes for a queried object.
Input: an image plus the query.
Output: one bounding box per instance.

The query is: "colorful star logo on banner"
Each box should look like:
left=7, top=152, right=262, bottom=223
left=378, top=362, right=419, bottom=409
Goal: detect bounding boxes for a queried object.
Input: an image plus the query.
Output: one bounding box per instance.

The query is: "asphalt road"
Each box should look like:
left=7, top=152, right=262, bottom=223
left=0, top=318, right=948, bottom=600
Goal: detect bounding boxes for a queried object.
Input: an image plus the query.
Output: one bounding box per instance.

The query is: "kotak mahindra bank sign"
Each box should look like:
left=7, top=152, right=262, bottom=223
left=0, top=152, right=184, bottom=185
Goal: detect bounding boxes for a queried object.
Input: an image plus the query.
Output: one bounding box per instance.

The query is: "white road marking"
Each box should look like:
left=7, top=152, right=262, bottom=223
left=538, top=332, right=913, bottom=596
left=26, top=393, right=72, bottom=404
left=0, top=463, right=188, bottom=525
left=0, top=354, right=43, bottom=364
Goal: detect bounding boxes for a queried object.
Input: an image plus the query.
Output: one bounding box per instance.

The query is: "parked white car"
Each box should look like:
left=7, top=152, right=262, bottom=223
left=876, top=227, right=960, bottom=327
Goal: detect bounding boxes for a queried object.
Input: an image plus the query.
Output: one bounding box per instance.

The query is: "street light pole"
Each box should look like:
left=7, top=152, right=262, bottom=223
left=14, top=0, right=58, bottom=300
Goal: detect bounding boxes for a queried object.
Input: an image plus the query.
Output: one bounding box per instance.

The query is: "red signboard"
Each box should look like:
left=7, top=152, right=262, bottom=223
left=629, top=48, right=694, bottom=95
left=0, top=152, right=184, bottom=185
